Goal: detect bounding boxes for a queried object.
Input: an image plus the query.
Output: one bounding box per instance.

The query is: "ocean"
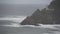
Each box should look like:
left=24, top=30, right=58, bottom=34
left=0, top=16, right=60, bottom=34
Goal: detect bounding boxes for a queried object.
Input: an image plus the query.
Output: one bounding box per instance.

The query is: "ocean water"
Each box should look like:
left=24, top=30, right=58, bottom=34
left=0, top=25, right=60, bottom=34
left=0, top=16, right=60, bottom=34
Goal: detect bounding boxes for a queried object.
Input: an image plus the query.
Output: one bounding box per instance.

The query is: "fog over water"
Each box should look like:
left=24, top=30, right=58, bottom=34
left=0, top=4, right=48, bottom=16
left=0, top=0, right=52, bottom=16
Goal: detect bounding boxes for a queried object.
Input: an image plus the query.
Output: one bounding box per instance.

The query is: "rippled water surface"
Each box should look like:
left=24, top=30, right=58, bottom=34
left=0, top=26, right=60, bottom=34
left=0, top=16, right=60, bottom=34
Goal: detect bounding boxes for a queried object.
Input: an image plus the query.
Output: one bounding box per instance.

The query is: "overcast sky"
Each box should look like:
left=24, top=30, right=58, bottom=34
left=0, top=0, right=52, bottom=4
left=0, top=0, right=53, bottom=16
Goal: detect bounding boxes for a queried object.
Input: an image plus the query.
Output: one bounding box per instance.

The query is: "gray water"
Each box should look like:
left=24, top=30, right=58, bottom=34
left=0, top=20, right=60, bottom=34
left=0, top=26, right=60, bottom=34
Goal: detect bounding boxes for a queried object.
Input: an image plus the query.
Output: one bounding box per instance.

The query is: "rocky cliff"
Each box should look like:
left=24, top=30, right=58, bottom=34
left=20, top=0, right=60, bottom=25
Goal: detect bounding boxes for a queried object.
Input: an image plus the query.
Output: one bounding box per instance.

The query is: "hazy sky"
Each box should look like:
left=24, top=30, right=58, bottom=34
left=0, top=0, right=53, bottom=16
left=0, top=0, right=52, bottom=4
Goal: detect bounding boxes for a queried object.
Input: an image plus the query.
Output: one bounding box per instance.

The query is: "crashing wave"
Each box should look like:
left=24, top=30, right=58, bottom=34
left=0, top=23, right=60, bottom=29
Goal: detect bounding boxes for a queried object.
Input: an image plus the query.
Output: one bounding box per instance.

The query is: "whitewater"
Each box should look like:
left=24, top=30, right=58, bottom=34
left=0, top=16, right=60, bottom=29
left=0, top=16, right=60, bottom=34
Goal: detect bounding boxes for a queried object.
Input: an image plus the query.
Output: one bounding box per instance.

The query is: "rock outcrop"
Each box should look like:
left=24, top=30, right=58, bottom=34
left=20, top=0, right=60, bottom=25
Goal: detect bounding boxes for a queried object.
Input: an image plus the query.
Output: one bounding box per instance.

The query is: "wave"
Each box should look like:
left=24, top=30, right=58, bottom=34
left=0, top=16, right=60, bottom=30
left=0, top=16, right=27, bottom=23
left=0, top=23, right=20, bottom=27
left=1, top=23, right=60, bottom=32
left=1, top=23, right=60, bottom=29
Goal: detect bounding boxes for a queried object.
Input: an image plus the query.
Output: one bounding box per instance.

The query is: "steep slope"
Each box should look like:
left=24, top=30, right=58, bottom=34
left=20, top=0, right=60, bottom=25
left=48, top=0, right=60, bottom=24
left=20, top=9, right=41, bottom=26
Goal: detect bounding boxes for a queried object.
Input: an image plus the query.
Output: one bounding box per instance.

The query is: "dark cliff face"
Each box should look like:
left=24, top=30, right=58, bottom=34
left=48, top=0, right=60, bottom=23
left=20, top=9, right=41, bottom=26
left=20, top=8, right=54, bottom=25
left=20, top=0, right=60, bottom=25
